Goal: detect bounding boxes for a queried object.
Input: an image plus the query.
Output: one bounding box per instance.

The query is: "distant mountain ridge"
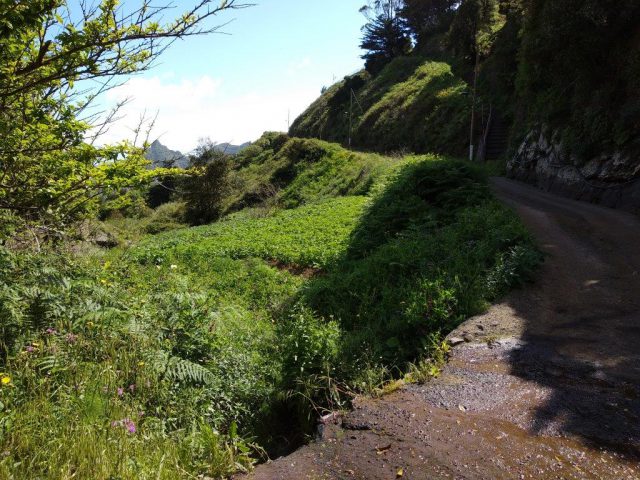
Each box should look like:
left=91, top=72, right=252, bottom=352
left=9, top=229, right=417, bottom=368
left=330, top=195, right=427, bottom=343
left=215, top=142, right=252, bottom=156
left=145, top=140, right=189, bottom=169
left=145, top=140, right=251, bottom=169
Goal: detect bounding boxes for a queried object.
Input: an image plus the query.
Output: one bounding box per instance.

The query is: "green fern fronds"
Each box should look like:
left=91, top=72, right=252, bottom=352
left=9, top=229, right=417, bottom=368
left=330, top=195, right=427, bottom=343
left=151, top=351, right=218, bottom=386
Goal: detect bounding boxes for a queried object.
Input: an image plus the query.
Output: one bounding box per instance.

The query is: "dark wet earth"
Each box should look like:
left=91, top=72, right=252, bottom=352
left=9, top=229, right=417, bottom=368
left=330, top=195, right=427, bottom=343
left=244, top=178, right=640, bottom=479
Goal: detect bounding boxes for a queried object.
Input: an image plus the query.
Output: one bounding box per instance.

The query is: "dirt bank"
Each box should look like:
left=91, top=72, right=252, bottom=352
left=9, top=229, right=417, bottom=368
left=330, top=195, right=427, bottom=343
left=243, top=178, right=640, bottom=479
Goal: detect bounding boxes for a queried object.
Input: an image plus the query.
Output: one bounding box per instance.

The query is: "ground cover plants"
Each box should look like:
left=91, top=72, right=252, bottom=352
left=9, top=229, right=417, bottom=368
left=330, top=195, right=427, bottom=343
left=0, top=145, right=539, bottom=479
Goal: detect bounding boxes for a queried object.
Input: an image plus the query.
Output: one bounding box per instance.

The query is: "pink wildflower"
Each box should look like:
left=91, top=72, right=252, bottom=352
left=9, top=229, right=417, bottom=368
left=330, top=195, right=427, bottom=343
left=125, top=420, right=136, bottom=434
left=111, top=418, right=136, bottom=434
left=117, top=387, right=124, bottom=397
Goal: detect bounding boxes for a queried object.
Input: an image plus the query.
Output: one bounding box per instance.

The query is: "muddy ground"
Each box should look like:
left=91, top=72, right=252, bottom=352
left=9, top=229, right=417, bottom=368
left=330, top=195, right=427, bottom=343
left=243, top=178, right=640, bottom=479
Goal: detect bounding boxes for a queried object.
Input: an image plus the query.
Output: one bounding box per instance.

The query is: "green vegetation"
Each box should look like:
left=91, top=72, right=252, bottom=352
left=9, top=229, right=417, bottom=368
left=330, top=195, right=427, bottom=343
left=294, top=0, right=639, bottom=164
left=0, top=0, right=247, bottom=236
left=133, top=197, right=368, bottom=269
left=0, top=145, right=539, bottom=478
left=4, top=2, right=586, bottom=477
left=225, top=134, right=392, bottom=212
left=290, top=57, right=470, bottom=156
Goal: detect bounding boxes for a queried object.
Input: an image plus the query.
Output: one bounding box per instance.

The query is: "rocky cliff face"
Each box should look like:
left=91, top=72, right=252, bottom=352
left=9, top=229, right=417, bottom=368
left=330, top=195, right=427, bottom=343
left=145, top=140, right=188, bottom=169
left=507, top=129, right=640, bottom=214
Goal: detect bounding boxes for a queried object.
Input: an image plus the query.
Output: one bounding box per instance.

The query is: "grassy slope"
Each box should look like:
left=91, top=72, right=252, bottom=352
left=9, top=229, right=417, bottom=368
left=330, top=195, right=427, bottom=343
left=0, top=143, right=539, bottom=479
left=224, top=133, right=391, bottom=213
left=289, top=57, right=471, bottom=156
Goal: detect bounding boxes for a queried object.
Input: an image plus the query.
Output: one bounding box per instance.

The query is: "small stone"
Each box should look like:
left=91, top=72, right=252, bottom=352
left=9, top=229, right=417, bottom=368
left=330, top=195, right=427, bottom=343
left=448, top=337, right=465, bottom=346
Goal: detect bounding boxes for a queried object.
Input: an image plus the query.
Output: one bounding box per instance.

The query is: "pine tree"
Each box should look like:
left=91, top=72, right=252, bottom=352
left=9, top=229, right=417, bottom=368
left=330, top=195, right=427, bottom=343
left=359, top=1, right=411, bottom=73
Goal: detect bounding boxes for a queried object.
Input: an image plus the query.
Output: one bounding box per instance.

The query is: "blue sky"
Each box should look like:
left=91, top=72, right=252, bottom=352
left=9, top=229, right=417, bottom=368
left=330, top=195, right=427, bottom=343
left=101, top=0, right=365, bottom=152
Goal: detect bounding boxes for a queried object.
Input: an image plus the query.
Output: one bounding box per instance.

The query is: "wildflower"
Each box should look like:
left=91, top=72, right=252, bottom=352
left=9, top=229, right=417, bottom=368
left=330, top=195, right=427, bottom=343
left=66, top=333, right=78, bottom=344
left=45, top=328, right=57, bottom=335
left=170, top=264, right=178, bottom=270
left=111, top=418, right=136, bottom=434
left=117, top=387, right=124, bottom=397
left=87, top=321, right=94, bottom=328
left=137, top=361, right=145, bottom=367
left=1, top=375, right=11, bottom=386
left=125, top=420, right=137, bottom=434
left=128, top=384, right=136, bottom=393
left=25, top=346, right=35, bottom=353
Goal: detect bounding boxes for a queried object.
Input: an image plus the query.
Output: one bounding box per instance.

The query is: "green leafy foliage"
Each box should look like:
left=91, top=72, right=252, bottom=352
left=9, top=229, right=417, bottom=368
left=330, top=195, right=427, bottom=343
left=181, top=141, right=232, bottom=226
left=290, top=57, right=470, bottom=155
left=303, top=157, right=537, bottom=365
left=131, top=197, right=367, bottom=269
left=225, top=135, right=391, bottom=213
left=0, top=143, right=539, bottom=477
left=515, top=0, right=640, bottom=159
left=0, top=0, right=246, bottom=236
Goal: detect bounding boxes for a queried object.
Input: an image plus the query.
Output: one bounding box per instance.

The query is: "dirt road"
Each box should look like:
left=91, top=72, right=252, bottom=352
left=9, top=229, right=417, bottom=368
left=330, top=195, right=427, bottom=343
left=246, top=178, right=640, bottom=479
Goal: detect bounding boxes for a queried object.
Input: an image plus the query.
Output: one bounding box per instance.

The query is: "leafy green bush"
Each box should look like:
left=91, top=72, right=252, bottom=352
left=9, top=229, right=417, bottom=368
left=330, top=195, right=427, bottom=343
left=144, top=202, right=186, bottom=234
left=0, top=248, right=297, bottom=478
left=303, top=157, right=538, bottom=364
left=181, top=144, right=231, bottom=226
left=278, top=306, right=340, bottom=384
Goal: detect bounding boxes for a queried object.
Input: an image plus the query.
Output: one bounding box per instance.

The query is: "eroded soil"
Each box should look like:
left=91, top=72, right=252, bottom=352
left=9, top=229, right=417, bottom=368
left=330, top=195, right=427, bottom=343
left=244, top=178, right=640, bottom=479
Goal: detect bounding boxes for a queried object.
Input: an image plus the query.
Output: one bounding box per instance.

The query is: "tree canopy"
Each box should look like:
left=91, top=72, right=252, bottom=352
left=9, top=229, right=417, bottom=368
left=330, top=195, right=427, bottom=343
left=359, top=0, right=411, bottom=73
left=0, top=0, right=249, bottom=239
left=399, top=0, right=458, bottom=46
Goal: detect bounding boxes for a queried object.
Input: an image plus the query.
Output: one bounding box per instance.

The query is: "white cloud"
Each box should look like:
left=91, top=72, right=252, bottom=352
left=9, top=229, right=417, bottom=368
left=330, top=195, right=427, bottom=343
left=98, top=74, right=319, bottom=152
left=287, top=57, right=313, bottom=75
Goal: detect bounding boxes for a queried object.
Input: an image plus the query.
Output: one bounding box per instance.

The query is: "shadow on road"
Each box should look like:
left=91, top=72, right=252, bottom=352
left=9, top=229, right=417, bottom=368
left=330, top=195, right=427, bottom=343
left=492, top=177, right=640, bottom=457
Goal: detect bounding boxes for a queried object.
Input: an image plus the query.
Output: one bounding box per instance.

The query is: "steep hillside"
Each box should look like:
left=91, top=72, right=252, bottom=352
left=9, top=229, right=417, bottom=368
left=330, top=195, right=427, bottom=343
left=224, top=132, right=393, bottom=213
left=290, top=57, right=470, bottom=156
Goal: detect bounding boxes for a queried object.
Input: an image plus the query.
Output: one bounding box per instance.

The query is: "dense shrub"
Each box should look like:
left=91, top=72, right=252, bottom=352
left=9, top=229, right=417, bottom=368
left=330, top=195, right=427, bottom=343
left=181, top=145, right=231, bottom=226
left=225, top=135, right=391, bottom=213
left=144, top=202, right=187, bottom=234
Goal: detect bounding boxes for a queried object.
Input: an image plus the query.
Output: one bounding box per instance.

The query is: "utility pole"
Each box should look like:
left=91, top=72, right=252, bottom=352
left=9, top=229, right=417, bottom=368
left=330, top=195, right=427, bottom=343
left=469, top=45, right=480, bottom=162
left=348, top=89, right=364, bottom=149
left=287, top=109, right=290, bottom=131
left=349, top=91, right=353, bottom=148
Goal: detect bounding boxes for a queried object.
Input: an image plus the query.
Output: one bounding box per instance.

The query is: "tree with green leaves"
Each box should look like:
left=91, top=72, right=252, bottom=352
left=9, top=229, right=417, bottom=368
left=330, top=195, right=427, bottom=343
left=181, top=140, right=231, bottom=226
left=0, top=0, right=249, bottom=239
left=359, top=0, right=412, bottom=73
left=399, top=0, right=458, bottom=48
left=448, top=0, right=503, bottom=64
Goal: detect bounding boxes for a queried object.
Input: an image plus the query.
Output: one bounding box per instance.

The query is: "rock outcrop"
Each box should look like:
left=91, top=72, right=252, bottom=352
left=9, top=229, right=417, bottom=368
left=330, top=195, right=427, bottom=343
left=507, top=128, right=640, bottom=214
